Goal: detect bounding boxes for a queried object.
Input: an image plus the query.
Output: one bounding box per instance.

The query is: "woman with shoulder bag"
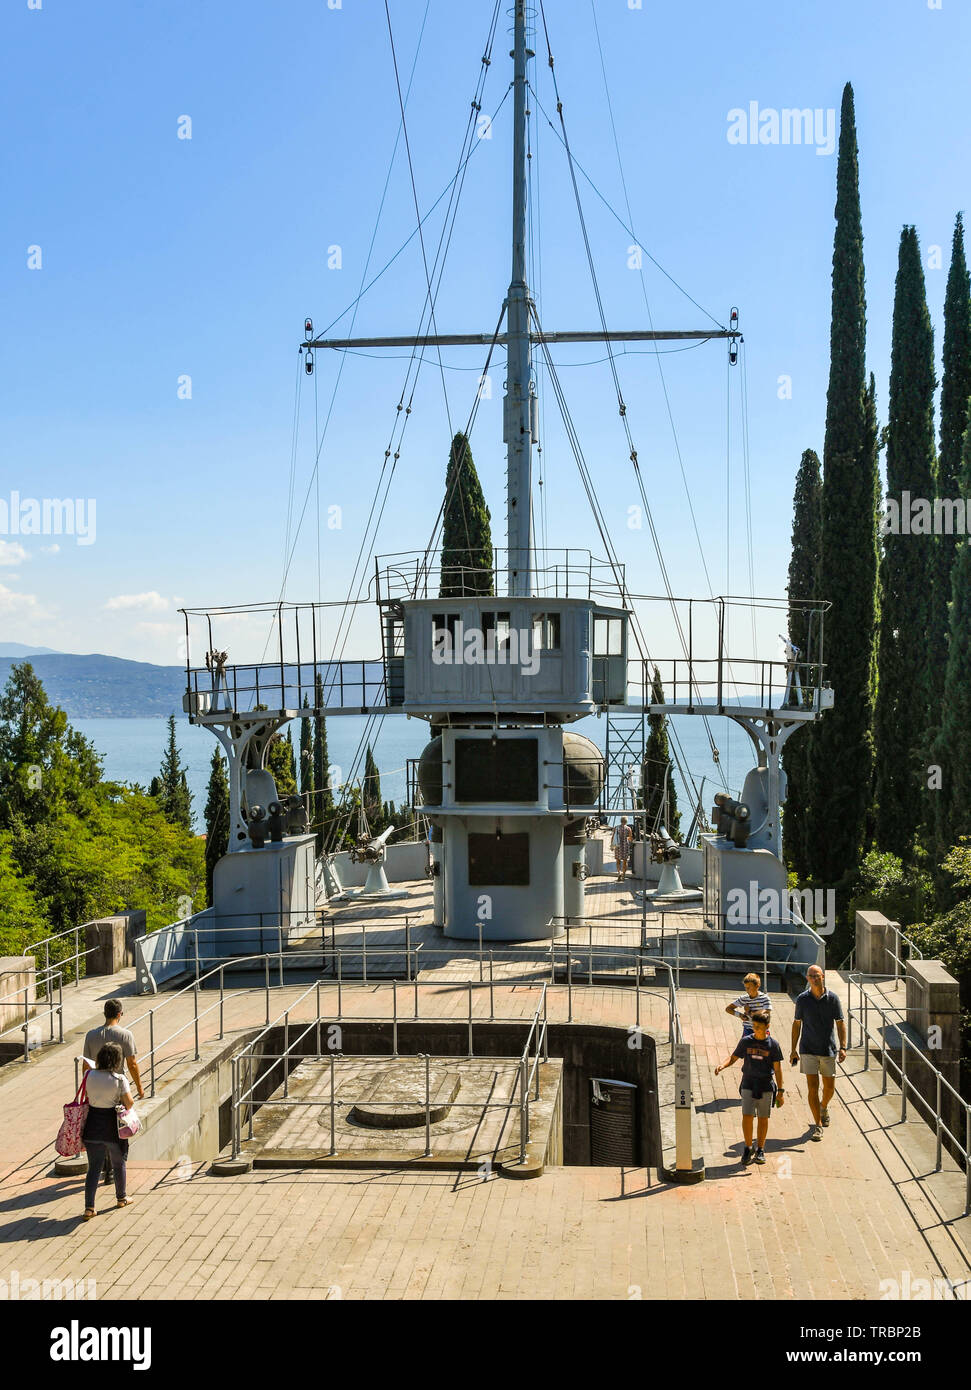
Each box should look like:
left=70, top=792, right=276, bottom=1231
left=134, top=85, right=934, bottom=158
left=81, top=1042, right=134, bottom=1220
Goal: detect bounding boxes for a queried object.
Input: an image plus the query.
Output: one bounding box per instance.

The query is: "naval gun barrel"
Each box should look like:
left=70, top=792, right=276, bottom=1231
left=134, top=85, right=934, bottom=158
left=350, top=824, right=396, bottom=863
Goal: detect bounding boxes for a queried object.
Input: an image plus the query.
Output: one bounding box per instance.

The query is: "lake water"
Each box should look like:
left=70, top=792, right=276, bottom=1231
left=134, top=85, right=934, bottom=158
left=75, top=713, right=754, bottom=832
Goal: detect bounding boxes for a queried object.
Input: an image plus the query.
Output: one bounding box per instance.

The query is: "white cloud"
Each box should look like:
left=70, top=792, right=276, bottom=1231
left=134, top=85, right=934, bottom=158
left=0, top=583, right=50, bottom=618
left=0, top=541, right=28, bottom=566
left=104, top=591, right=170, bottom=613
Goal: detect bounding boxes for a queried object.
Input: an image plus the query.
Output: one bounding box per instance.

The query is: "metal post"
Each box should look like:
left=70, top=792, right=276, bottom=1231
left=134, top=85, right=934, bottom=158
left=22, top=988, right=28, bottom=1063
left=284, top=1012, right=290, bottom=1097
left=316, top=981, right=322, bottom=1059
left=392, top=979, right=398, bottom=1057
left=935, top=1074, right=943, bottom=1171
left=219, top=966, right=225, bottom=1040
left=424, top=1054, right=432, bottom=1157
left=405, top=918, right=412, bottom=980
left=362, top=922, right=368, bottom=985
left=232, top=1057, right=240, bottom=1160
left=489, top=951, right=495, bottom=1020
left=675, top=930, right=681, bottom=989
left=543, top=987, right=548, bottom=1062
left=901, top=1036, right=907, bottom=1121
left=57, top=974, right=63, bottom=1043
left=75, top=926, right=81, bottom=987
left=265, top=955, right=270, bottom=1026
left=338, top=948, right=343, bottom=1018
left=567, top=941, right=573, bottom=1023
left=863, top=990, right=869, bottom=1070
left=149, top=1011, right=156, bottom=1097
left=636, top=959, right=641, bottom=1030
left=193, top=977, right=200, bottom=1061
left=478, top=918, right=484, bottom=983
left=278, top=923, right=284, bottom=989
left=762, top=931, right=768, bottom=987
left=965, top=1108, right=970, bottom=1217
left=468, top=981, right=473, bottom=1058
left=519, top=1056, right=529, bottom=1163
left=329, top=1053, right=337, bottom=1156
left=881, top=1012, right=888, bottom=1095
left=74, top=1055, right=80, bottom=1093
left=248, top=1056, right=254, bottom=1139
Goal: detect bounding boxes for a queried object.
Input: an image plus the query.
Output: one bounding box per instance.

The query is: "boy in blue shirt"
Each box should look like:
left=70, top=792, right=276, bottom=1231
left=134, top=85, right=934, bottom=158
left=715, top=1012, right=785, bottom=1165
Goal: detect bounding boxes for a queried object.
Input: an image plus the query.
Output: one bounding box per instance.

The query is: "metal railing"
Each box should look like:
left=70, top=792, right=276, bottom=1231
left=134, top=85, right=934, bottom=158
left=228, top=980, right=552, bottom=1165
left=0, top=967, right=65, bottom=1060
left=846, top=971, right=970, bottom=1214
left=21, top=922, right=101, bottom=991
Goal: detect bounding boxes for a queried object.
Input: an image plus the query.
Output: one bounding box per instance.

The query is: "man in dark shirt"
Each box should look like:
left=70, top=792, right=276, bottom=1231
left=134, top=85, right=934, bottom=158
left=715, top=1012, right=785, bottom=1166
left=790, top=965, right=846, bottom=1142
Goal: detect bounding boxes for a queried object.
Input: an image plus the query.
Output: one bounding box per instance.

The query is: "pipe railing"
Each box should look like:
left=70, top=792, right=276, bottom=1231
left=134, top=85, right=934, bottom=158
left=229, top=982, right=553, bottom=1165
left=847, top=971, right=970, bottom=1215
left=0, top=967, right=64, bottom=1060
left=20, top=923, right=101, bottom=992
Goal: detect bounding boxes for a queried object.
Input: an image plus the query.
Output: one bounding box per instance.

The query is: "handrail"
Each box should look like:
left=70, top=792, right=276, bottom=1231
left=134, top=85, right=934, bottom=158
left=229, top=979, right=554, bottom=1165
left=0, top=967, right=64, bottom=1060
left=847, top=971, right=970, bottom=1214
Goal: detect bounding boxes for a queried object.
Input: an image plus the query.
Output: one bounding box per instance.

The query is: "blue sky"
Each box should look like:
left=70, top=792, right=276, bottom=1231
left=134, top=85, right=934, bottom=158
left=1, top=0, right=969, bottom=668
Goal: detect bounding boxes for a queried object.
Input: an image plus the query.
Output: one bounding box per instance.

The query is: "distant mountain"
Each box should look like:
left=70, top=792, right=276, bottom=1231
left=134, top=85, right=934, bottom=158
left=0, top=653, right=186, bottom=718
left=0, top=642, right=61, bottom=657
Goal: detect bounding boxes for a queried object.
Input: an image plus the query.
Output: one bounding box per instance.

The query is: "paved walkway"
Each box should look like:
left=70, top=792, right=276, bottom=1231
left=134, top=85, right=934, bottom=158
left=0, top=964, right=968, bottom=1300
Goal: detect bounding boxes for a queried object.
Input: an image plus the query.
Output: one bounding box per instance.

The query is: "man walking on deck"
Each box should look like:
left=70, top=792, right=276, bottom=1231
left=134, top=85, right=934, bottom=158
left=790, top=965, right=846, bottom=1141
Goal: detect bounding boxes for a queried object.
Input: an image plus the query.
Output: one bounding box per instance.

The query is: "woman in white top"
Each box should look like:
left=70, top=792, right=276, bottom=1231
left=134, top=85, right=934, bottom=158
left=81, top=1042, right=134, bottom=1220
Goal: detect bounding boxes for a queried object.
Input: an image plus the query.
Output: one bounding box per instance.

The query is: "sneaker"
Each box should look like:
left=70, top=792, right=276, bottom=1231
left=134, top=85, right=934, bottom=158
left=811, top=1124, right=823, bottom=1141
left=820, top=1107, right=830, bottom=1127
left=741, top=1146, right=754, bottom=1165
left=753, top=1148, right=766, bottom=1165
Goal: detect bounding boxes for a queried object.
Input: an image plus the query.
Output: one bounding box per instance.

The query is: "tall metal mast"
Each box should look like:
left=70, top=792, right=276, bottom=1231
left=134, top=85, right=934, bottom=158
left=505, top=0, right=534, bottom=598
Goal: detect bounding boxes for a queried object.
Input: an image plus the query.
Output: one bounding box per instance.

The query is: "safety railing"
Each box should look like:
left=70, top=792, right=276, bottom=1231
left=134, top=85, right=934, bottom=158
left=21, top=922, right=101, bottom=991
left=0, top=967, right=65, bottom=1061
left=228, top=981, right=552, bottom=1165
left=846, top=971, right=970, bottom=1214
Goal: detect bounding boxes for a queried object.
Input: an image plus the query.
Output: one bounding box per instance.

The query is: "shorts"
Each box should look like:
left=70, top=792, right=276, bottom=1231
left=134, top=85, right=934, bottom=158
left=740, top=1087, right=774, bottom=1118
left=799, top=1054, right=836, bottom=1077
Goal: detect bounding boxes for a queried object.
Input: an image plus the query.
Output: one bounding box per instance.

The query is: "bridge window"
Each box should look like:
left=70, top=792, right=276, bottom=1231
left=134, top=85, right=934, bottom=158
left=468, top=831, right=530, bottom=886
left=432, top=613, right=460, bottom=655
left=531, top=612, right=561, bottom=651
left=594, top=615, right=623, bottom=656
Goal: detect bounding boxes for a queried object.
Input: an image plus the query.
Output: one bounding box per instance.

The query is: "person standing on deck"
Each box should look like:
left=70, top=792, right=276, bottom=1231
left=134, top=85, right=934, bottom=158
left=715, top=1012, right=785, bottom=1165
left=611, top=817, right=633, bottom=881
left=725, top=972, right=772, bottom=1037
left=83, top=1000, right=144, bottom=1188
left=790, top=964, right=846, bottom=1141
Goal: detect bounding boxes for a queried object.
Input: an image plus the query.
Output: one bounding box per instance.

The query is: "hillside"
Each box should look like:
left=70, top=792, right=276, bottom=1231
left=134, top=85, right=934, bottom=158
left=0, top=653, right=186, bottom=718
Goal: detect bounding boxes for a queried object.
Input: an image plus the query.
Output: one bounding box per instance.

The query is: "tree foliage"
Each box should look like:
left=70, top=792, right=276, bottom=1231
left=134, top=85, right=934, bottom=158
left=204, top=749, right=229, bottom=906
left=807, top=84, right=880, bottom=888
left=642, top=668, right=680, bottom=837
left=439, top=432, right=494, bottom=597
left=782, top=449, right=823, bottom=878
left=154, top=713, right=193, bottom=831
left=874, top=226, right=938, bottom=856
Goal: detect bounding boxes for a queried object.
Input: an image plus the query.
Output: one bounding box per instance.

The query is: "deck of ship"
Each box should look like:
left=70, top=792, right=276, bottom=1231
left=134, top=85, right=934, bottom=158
left=1, top=881, right=968, bottom=1301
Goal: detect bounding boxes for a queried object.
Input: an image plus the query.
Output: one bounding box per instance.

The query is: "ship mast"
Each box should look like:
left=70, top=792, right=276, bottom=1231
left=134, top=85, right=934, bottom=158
left=505, top=0, right=534, bottom=598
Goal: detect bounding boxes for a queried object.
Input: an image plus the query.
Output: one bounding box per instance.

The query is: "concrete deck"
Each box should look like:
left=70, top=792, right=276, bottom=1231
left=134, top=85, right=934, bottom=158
left=0, top=926, right=969, bottom=1300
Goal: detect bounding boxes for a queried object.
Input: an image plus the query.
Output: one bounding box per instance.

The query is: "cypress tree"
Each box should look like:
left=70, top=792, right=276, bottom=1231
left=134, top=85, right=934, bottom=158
left=782, top=449, right=823, bottom=878
left=933, top=426, right=971, bottom=848
left=299, top=696, right=314, bottom=803
left=874, top=227, right=938, bottom=856
left=156, top=713, right=192, bottom=830
left=439, top=432, right=494, bottom=597
left=928, top=214, right=971, bottom=734
left=313, top=674, right=334, bottom=853
left=204, top=749, right=229, bottom=905
left=266, top=727, right=297, bottom=798
left=642, top=668, right=680, bottom=837
left=806, top=83, right=879, bottom=888
left=363, top=744, right=383, bottom=833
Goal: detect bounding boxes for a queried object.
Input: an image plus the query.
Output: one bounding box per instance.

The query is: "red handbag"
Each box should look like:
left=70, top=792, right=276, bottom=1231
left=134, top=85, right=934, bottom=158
left=55, top=1077, right=89, bottom=1157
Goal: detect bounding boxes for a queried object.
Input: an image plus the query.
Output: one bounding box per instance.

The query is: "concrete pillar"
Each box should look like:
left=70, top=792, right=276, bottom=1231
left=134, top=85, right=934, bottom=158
left=905, top=959, right=963, bottom=1141
left=86, top=917, right=138, bottom=975
left=855, top=909, right=895, bottom=975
